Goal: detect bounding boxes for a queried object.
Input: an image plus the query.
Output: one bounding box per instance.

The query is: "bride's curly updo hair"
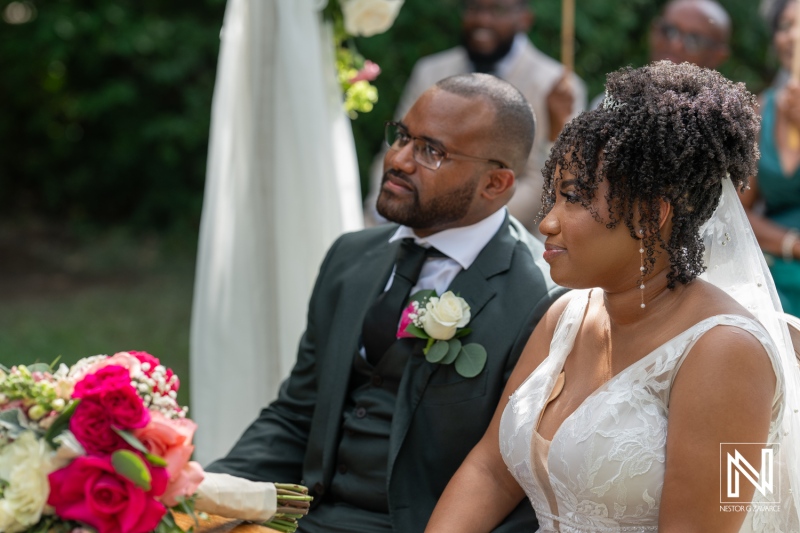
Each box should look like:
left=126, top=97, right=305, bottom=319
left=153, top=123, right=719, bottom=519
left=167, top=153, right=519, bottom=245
left=541, top=61, right=760, bottom=288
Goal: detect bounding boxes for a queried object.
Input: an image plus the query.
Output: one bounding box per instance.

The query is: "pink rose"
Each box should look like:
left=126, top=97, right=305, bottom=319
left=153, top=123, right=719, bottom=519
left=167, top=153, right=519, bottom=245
left=396, top=302, right=418, bottom=339
left=159, top=461, right=204, bottom=507
left=73, top=365, right=150, bottom=432
left=133, top=412, right=203, bottom=504
left=133, top=412, right=195, bottom=476
left=48, top=455, right=168, bottom=533
left=79, top=353, right=141, bottom=381
left=349, top=60, right=381, bottom=83
left=70, top=399, right=127, bottom=455
left=102, top=385, right=150, bottom=429
left=73, top=366, right=132, bottom=400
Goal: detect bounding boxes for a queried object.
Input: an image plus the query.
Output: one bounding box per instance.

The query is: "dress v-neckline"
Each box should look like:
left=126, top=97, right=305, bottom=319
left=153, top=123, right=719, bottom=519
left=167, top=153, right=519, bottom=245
left=533, top=292, right=752, bottom=449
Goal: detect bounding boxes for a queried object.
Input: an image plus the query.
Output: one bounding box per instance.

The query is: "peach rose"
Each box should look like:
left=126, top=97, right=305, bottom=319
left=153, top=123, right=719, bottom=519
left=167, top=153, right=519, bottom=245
left=133, top=412, right=204, bottom=505
left=159, top=461, right=204, bottom=507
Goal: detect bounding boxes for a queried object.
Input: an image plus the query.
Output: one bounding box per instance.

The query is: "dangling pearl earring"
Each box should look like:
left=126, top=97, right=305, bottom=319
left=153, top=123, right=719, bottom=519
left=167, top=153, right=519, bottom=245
left=638, top=229, right=646, bottom=309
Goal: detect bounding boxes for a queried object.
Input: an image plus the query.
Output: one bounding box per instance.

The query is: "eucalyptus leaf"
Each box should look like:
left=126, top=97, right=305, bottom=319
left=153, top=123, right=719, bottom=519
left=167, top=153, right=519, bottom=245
left=441, top=338, right=461, bottom=365
left=425, top=340, right=449, bottom=363
left=454, top=343, right=487, bottom=378
left=111, top=449, right=152, bottom=491
left=44, top=399, right=79, bottom=447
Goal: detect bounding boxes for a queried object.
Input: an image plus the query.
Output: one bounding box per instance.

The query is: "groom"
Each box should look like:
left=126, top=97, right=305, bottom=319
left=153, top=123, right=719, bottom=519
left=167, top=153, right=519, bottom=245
left=206, top=74, right=563, bottom=532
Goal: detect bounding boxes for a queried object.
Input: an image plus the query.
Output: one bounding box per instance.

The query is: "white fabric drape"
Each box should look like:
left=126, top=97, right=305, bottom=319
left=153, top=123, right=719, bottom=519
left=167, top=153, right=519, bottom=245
left=190, top=0, right=363, bottom=466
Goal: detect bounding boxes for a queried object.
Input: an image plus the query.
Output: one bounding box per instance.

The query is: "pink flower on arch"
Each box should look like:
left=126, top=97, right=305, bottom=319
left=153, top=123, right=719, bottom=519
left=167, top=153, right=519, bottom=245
left=349, top=60, right=381, bottom=83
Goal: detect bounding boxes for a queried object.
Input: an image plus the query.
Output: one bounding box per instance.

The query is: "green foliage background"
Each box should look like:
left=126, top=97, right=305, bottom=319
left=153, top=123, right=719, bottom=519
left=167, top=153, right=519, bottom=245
left=0, top=0, right=780, bottom=228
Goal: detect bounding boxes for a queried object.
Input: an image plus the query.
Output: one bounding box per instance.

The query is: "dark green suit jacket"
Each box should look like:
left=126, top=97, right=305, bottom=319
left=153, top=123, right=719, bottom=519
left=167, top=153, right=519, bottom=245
left=207, top=214, right=565, bottom=532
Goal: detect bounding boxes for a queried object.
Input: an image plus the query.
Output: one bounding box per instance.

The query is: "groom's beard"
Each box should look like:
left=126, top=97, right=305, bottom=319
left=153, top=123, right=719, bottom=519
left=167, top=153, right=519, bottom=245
left=376, top=170, right=479, bottom=229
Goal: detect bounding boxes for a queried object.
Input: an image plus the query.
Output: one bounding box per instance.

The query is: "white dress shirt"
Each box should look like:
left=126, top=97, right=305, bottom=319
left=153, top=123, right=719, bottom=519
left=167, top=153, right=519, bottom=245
left=386, top=207, right=507, bottom=295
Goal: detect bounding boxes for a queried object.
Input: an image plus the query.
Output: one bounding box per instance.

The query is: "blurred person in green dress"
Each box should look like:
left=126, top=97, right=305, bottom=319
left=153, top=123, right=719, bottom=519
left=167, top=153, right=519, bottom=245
left=742, top=0, right=800, bottom=314
left=742, top=0, right=800, bottom=315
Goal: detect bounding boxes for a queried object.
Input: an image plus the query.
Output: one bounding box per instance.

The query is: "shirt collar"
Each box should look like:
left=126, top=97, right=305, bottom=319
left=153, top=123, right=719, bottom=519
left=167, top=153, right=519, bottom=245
left=388, top=208, right=507, bottom=270
left=493, top=33, right=526, bottom=79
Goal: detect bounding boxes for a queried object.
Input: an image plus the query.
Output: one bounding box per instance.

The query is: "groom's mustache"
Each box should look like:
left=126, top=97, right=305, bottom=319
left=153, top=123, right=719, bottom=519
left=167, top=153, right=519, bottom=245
left=382, top=170, right=414, bottom=190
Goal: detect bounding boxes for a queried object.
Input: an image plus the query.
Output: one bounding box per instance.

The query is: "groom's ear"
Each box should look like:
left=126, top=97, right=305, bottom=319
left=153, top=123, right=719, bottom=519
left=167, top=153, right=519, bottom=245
left=480, top=168, right=515, bottom=202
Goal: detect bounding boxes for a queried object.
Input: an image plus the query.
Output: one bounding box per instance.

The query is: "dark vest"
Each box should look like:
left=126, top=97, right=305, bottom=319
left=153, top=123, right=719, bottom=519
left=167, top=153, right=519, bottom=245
left=329, top=338, right=419, bottom=512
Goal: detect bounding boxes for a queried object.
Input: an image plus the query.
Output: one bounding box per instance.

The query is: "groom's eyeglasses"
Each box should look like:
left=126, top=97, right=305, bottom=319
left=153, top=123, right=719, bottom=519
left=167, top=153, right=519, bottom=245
left=384, top=121, right=508, bottom=171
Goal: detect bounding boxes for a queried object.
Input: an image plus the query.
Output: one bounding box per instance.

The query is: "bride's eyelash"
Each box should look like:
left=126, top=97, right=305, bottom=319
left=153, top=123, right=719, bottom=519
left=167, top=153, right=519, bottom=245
left=559, top=191, right=580, bottom=203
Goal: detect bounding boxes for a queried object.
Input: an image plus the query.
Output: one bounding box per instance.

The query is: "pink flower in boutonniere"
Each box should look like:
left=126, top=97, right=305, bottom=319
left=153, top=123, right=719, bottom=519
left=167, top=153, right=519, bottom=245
left=395, top=290, right=487, bottom=378
left=349, top=60, right=381, bottom=83
left=397, top=301, right=419, bottom=339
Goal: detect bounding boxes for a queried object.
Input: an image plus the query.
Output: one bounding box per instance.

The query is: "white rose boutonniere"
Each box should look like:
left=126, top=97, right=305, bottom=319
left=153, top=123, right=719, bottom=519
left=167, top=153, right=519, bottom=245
left=341, top=0, right=404, bottom=37
left=397, top=290, right=487, bottom=378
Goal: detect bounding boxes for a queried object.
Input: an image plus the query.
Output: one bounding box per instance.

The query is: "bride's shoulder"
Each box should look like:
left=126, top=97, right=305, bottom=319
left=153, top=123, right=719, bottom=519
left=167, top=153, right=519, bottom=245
left=540, top=289, right=587, bottom=330
left=679, top=279, right=755, bottom=322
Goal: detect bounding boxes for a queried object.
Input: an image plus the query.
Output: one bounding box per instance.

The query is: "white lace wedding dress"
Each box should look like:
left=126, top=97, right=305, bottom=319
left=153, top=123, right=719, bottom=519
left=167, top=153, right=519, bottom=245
left=499, top=289, right=795, bottom=532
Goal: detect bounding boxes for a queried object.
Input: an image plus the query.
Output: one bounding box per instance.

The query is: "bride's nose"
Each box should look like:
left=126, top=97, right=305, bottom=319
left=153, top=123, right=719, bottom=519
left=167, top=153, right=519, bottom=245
left=539, top=207, right=560, bottom=237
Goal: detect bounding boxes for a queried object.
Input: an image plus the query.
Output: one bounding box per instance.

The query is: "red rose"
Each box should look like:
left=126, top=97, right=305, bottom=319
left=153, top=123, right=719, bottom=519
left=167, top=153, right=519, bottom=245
left=73, top=366, right=131, bottom=400
left=70, top=399, right=127, bottom=455
left=102, top=385, right=150, bottom=430
left=48, top=455, right=168, bottom=533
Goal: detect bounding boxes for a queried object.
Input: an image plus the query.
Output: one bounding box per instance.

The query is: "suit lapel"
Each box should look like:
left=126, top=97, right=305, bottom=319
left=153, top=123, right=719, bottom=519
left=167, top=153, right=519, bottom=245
left=387, top=216, right=517, bottom=479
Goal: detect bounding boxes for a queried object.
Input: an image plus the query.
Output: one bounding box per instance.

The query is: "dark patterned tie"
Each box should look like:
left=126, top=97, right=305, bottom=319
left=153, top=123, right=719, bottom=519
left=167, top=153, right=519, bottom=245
left=362, top=239, right=441, bottom=366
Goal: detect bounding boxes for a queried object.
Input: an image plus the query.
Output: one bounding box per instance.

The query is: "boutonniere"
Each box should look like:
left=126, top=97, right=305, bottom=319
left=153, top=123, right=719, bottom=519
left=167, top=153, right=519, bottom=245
left=396, top=290, right=487, bottom=378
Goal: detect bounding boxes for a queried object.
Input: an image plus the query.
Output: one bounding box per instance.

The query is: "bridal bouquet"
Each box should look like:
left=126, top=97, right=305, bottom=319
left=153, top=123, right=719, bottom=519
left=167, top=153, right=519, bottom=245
left=0, top=351, right=311, bottom=533
left=0, top=351, right=203, bottom=533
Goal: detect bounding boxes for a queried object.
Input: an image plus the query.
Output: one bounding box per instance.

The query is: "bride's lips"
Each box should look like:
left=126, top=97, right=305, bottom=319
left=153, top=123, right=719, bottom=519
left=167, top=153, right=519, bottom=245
left=382, top=173, right=414, bottom=195
left=543, top=243, right=566, bottom=262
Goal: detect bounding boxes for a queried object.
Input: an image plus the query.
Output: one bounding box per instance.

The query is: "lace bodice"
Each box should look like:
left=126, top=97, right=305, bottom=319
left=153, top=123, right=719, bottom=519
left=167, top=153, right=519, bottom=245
left=500, top=290, right=791, bottom=532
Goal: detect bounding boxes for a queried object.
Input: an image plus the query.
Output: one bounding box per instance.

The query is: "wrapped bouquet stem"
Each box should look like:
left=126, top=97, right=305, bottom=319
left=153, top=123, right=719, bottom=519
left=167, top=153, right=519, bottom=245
left=196, top=474, right=311, bottom=532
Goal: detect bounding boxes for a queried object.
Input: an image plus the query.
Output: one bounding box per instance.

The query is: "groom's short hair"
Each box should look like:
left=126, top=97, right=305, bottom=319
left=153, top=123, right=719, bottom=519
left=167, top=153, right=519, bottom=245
left=435, top=73, right=536, bottom=174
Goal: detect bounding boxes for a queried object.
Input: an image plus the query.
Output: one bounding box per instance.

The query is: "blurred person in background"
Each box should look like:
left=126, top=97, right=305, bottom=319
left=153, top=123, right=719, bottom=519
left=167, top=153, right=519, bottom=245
left=649, top=0, right=730, bottom=69
left=364, top=0, right=587, bottom=235
left=741, top=0, right=800, bottom=314
left=590, top=0, right=731, bottom=109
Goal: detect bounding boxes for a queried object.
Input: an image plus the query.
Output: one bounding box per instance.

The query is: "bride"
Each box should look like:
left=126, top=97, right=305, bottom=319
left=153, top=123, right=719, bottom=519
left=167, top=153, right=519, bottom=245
left=425, top=61, right=800, bottom=532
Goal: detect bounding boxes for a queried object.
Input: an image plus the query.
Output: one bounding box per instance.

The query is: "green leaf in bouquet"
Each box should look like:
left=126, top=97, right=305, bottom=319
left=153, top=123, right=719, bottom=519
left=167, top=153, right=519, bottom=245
left=26, top=363, right=53, bottom=374
left=403, top=323, right=428, bottom=340
left=453, top=327, right=472, bottom=339
left=113, top=428, right=168, bottom=467
left=425, top=340, right=449, bottom=363
left=454, top=343, right=487, bottom=378
left=112, top=449, right=152, bottom=491
left=440, top=338, right=462, bottom=365
left=155, top=513, right=185, bottom=533
left=0, top=409, right=28, bottom=438
left=44, top=399, right=80, bottom=447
